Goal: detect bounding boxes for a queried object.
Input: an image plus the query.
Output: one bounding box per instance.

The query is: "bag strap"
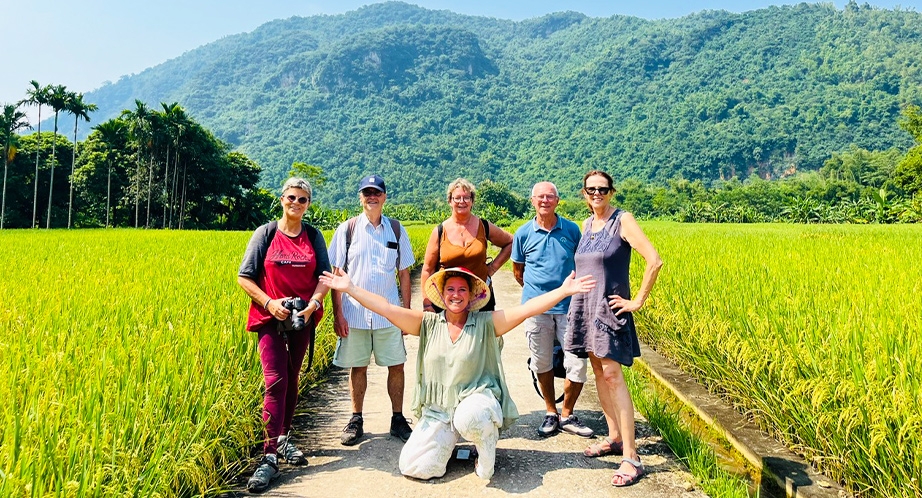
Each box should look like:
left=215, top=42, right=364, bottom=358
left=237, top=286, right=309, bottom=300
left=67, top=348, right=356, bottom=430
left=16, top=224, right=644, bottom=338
left=527, top=357, right=565, bottom=404
left=343, top=216, right=358, bottom=273
left=389, top=217, right=402, bottom=270
left=437, top=222, right=444, bottom=269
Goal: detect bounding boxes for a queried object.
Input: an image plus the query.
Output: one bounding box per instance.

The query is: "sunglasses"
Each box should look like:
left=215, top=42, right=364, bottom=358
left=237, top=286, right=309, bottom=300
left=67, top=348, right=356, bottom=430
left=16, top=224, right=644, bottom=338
left=284, top=195, right=310, bottom=204
left=584, top=186, right=613, bottom=195
left=361, top=189, right=384, bottom=197
left=451, top=196, right=473, bottom=203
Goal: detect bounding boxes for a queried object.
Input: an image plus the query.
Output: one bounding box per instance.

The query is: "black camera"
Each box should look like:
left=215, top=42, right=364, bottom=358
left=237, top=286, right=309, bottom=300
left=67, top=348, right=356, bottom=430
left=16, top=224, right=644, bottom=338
left=280, top=297, right=308, bottom=331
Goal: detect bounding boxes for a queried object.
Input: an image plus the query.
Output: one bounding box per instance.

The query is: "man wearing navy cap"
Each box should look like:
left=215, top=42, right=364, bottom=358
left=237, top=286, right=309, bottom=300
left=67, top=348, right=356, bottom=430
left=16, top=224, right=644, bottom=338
left=329, top=175, right=415, bottom=445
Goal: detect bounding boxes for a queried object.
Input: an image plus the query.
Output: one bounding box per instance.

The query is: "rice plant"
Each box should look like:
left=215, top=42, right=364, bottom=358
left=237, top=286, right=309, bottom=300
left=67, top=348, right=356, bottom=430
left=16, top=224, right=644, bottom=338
left=0, top=227, right=425, bottom=497
left=635, top=222, right=922, bottom=497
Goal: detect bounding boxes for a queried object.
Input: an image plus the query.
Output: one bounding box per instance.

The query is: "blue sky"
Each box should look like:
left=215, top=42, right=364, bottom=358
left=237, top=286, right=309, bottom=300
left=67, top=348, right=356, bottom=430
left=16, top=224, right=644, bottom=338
left=5, top=0, right=922, bottom=120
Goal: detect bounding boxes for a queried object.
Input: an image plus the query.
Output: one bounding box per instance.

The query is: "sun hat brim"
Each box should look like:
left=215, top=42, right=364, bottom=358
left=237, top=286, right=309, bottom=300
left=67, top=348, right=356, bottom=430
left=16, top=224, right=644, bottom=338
left=424, top=267, right=491, bottom=312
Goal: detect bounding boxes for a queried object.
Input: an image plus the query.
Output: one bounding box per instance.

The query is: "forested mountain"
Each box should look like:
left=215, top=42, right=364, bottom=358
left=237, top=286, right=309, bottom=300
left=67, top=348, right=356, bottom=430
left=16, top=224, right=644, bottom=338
left=74, top=1, right=922, bottom=207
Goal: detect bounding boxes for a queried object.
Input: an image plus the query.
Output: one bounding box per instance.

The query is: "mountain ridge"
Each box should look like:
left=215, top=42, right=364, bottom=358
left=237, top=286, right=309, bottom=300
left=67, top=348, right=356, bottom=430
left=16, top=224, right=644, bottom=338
left=66, top=1, right=922, bottom=207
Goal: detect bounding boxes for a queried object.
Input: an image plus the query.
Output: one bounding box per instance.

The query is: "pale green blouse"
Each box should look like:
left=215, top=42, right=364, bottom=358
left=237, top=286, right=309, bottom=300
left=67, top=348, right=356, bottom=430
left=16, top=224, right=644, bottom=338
left=411, top=311, right=519, bottom=430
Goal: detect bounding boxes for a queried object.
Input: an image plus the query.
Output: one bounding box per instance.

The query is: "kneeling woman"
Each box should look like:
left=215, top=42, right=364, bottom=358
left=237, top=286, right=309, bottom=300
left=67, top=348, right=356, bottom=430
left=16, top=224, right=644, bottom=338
left=320, top=266, right=594, bottom=480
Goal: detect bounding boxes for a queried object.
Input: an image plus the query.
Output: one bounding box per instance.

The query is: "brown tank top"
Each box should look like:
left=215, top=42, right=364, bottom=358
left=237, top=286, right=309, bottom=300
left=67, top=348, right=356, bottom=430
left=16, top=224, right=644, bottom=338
left=438, top=219, right=490, bottom=281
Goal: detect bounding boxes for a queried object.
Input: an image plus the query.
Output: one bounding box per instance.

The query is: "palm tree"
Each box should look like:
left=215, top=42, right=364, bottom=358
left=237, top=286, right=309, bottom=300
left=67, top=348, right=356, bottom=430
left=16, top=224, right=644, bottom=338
left=1, top=104, right=31, bottom=229
left=121, top=100, right=153, bottom=228
left=93, top=119, right=128, bottom=228
left=45, top=84, right=68, bottom=228
left=158, top=102, right=188, bottom=228
left=65, top=92, right=98, bottom=228
left=21, top=81, right=50, bottom=228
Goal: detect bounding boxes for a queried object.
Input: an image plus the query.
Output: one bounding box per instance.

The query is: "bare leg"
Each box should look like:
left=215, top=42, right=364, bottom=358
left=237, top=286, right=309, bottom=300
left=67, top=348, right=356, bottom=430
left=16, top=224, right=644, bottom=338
left=349, top=366, right=368, bottom=413
left=560, top=379, right=584, bottom=419
left=589, top=355, right=621, bottom=442
left=387, top=364, right=405, bottom=412
left=536, top=370, right=558, bottom=414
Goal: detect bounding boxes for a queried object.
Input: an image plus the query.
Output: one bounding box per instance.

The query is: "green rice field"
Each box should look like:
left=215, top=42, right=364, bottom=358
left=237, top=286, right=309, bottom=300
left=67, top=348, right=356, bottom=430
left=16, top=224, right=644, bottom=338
left=0, top=222, right=919, bottom=497
left=635, top=223, right=922, bottom=497
left=0, top=226, right=430, bottom=497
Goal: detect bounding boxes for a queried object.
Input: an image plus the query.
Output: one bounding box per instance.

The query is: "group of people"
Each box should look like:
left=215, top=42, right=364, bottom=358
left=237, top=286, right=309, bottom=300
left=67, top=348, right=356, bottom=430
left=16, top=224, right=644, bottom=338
left=237, top=172, right=663, bottom=493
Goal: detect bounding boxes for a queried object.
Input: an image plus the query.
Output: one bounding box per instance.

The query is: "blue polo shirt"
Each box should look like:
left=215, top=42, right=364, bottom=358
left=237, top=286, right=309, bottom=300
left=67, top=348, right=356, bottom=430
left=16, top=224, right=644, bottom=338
left=511, top=215, right=581, bottom=314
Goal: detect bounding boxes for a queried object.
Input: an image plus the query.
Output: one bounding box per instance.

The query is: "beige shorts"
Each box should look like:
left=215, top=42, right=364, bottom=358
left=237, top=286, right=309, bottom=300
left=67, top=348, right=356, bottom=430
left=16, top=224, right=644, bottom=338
left=524, top=314, right=588, bottom=383
left=333, top=325, right=407, bottom=368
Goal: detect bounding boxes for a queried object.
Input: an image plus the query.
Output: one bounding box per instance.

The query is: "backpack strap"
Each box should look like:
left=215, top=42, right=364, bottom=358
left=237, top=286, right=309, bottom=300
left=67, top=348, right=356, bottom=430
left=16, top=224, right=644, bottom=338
left=482, top=217, right=489, bottom=240
left=437, top=222, right=444, bottom=269
left=343, top=216, right=358, bottom=274
left=388, top=217, right=402, bottom=271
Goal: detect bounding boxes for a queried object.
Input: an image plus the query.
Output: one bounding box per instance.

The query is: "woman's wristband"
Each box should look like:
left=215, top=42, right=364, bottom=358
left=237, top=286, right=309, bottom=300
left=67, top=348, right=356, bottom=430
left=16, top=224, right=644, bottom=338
left=263, top=298, right=272, bottom=310
left=309, top=298, right=322, bottom=309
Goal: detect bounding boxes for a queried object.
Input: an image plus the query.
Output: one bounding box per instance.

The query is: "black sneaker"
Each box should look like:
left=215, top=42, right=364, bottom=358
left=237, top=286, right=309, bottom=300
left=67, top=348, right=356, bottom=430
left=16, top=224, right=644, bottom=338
left=390, top=414, right=413, bottom=442
left=559, top=415, right=595, bottom=438
left=537, top=413, right=559, bottom=437
left=340, top=415, right=364, bottom=446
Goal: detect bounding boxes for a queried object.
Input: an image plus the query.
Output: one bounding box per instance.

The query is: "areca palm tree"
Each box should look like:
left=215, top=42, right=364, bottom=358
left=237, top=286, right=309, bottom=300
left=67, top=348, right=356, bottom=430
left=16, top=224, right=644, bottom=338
left=65, top=92, right=98, bottom=228
left=121, top=100, right=153, bottom=228
left=1, top=104, right=30, bottom=229
left=45, top=84, right=69, bottom=228
left=93, top=119, right=128, bottom=228
left=157, top=102, right=188, bottom=228
left=21, top=81, right=50, bottom=228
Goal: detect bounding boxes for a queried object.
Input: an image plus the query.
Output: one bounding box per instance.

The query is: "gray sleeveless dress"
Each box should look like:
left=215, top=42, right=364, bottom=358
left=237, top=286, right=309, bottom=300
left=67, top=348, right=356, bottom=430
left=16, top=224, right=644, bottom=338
left=565, top=209, right=641, bottom=366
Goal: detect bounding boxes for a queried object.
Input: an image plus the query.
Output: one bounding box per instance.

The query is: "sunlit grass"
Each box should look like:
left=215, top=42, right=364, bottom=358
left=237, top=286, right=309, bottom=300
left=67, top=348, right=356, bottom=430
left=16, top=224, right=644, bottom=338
left=635, top=222, right=922, bottom=498
left=0, top=227, right=425, bottom=497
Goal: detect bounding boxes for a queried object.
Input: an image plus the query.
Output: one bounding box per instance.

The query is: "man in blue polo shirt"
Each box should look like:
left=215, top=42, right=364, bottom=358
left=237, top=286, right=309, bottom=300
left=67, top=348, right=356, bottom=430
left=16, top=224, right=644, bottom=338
left=512, top=181, right=594, bottom=438
left=330, top=175, right=415, bottom=446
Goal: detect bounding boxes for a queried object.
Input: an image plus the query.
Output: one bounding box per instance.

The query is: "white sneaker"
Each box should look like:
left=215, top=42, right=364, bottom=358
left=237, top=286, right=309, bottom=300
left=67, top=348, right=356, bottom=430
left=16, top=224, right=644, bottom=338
left=559, top=415, right=594, bottom=438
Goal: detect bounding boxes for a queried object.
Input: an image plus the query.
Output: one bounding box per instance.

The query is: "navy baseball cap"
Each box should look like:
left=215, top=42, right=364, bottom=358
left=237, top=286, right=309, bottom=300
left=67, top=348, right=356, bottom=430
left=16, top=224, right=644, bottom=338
left=358, top=175, right=386, bottom=193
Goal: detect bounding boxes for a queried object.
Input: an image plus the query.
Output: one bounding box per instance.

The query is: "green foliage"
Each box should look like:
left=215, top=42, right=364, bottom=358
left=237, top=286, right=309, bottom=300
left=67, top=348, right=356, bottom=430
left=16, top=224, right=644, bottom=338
left=288, top=161, right=327, bottom=191
left=71, top=2, right=922, bottom=208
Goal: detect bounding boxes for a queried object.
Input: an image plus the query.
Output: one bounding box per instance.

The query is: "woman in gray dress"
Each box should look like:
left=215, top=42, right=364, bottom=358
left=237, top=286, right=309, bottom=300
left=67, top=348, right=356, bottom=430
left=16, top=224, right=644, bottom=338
left=566, top=170, right=663, bottom=487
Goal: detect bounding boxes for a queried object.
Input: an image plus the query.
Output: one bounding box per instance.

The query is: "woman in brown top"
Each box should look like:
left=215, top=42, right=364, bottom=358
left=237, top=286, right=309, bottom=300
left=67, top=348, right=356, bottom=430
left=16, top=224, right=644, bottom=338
left=420, top=178, right=513, bottom=312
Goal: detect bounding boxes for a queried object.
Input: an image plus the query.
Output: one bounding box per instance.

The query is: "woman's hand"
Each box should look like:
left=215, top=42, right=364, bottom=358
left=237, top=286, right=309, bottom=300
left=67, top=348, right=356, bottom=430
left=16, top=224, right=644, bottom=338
left=296, top=298, right=322, bottom=318
left=608, top=294, right=642, bottom=315
left=320, top=270, right=352, bottom=293
left=267, top=298, right=292, bottom=321
left=561, top=271, right=596, bottom=296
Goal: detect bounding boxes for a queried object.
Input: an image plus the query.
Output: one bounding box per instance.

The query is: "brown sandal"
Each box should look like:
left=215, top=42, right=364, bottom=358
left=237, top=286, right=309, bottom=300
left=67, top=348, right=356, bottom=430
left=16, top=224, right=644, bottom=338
left=582, top=437, right=623, bottom=457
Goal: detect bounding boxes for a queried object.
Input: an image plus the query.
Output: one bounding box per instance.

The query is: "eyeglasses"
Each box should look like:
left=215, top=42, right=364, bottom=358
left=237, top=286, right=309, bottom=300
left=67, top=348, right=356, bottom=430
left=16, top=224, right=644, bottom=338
left=584, top=187, right=612, bottom=195
left=285, top=195, right=310, bottom=204
left=361, top=189, right=383, bottom=197
left=533, top=194, right=559, bottom=201
left=451, top=196, right=472, bottom=203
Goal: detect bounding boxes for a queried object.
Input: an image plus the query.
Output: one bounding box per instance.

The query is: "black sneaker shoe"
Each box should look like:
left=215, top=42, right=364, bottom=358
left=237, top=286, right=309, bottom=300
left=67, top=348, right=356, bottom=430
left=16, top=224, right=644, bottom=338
left=537, top=413, right=559, bottom=437
left=559, top=414, right=595, bottom=438
left=247, top=454, right=280, bottom=493
left=340, top=415, right=364, bottom=446
left=390, top=415, right=413, bottom=442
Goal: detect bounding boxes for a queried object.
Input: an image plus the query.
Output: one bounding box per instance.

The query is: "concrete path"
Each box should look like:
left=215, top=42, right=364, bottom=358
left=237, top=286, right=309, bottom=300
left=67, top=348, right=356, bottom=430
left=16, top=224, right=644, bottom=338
left=254, top=270, right=706, bottom=497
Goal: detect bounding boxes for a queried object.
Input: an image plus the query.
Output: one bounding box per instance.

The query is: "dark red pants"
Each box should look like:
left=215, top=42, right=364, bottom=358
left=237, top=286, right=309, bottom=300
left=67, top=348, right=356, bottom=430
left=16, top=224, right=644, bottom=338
left=257, top=324, right=312, bottom=454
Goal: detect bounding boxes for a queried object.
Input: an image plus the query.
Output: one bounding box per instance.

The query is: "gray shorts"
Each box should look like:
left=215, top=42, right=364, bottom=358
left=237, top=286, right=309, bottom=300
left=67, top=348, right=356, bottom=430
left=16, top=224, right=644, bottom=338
left=524, top=314, right=587, bottom=383
left=333, top=325, right=407, bottom=368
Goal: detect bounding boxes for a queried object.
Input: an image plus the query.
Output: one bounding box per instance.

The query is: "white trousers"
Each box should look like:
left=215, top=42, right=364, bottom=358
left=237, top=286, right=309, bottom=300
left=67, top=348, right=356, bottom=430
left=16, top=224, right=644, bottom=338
left=398, top=390, right=503, bottom=481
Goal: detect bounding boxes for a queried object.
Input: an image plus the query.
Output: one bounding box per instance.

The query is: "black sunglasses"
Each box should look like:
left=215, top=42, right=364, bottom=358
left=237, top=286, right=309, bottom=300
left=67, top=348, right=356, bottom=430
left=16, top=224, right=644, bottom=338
left=584, top=186, right=612, bottom=195
left=361, top=189, right=384, bottom=197
left=285, top=194, right=309, bottom=204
